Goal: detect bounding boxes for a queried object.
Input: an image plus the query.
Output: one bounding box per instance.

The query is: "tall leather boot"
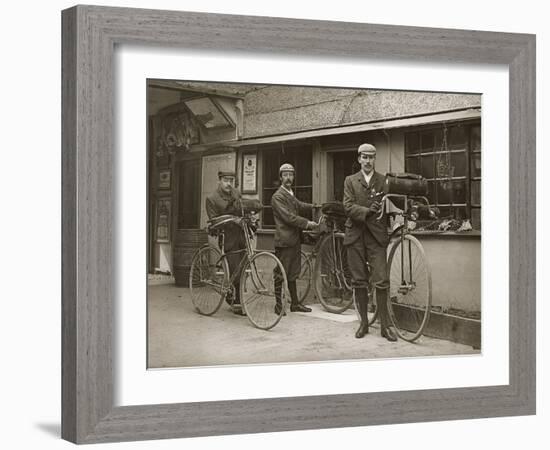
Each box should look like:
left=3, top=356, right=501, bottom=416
left=289, top=281, right=312, bottom=312
left=231, top=283, right=246, bottom=316
left=354, top=287, right=369, bottom=338
left=377, top=287, right=397, bottom=341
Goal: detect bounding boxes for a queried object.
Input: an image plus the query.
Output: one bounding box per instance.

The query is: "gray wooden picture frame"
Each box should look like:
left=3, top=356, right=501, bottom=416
left=62, top=5, right=536, bottom=444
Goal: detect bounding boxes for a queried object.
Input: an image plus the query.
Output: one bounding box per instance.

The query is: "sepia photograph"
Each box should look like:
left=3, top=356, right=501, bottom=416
left=146, top=80, right=482, bottom=369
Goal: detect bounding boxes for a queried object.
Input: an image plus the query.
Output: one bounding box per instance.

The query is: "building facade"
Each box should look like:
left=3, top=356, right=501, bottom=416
left=147, top=81, right=481, bottom=317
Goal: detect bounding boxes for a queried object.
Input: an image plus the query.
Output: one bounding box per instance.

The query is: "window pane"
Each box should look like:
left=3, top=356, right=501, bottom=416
left=450, top=151, right=467, bottom=177
left=427, top=180, right=436, bottom=204
left=437, top=206, right=453, bottom=219
left=405, top=132, right=420, bottom=155
left=471, top=125, right=481, bottom=151
left=453, top=206, right=468, bottom=221
left=451, top=180, right=467, bottom=204
left=435, top=154, right=452, bottom=179
left=295, top=187, right=312, bottom=203
left=263, top=188, right=277, bottom=205
left=471, top=153, right=481, bottom=178
left=448, top=124, right=468, bottom=150
left=421, top=129, right=442, bottom=152
left=471, top=180, right=481, bottom=205
left=421, top=155, right=435, bottom=179
left=437, top=180, right=452, bottom=204
left=406, top=156, right=420, bottom=175
left=420, top=131, right=435, bottom=151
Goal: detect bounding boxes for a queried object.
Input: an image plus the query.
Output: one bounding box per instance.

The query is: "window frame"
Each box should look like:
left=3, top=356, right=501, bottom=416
left=404, top=120, right=481, bottom=229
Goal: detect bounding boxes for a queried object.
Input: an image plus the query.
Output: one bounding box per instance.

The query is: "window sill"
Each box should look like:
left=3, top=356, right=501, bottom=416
left=411, top=230, right=481, bottom=238
left=257, top=228, right=481, bottom=238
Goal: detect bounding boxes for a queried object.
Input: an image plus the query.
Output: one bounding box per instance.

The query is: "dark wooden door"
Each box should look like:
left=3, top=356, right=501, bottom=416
left=333, top=151, right=359, bottom=201
left=177, top=159, right=201, bottom=229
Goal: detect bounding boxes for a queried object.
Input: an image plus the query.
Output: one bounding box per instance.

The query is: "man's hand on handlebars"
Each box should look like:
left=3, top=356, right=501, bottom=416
left=306, top=221, right=319, bottom=230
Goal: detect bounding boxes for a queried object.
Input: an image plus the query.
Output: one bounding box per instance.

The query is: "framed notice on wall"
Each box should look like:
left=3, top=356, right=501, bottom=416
left=242, top=152, right=257, bottom=194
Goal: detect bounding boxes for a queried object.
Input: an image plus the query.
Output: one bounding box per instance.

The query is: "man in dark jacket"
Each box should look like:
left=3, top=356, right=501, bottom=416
left=205, top=170, right=246, bottom=315
left=271, top=163, right=317, bottom=314
left=343, top=144, right=397, bottom=341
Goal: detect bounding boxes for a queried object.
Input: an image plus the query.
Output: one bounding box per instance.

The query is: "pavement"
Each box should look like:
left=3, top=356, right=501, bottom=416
left=147, top=284, right=479, bottom=368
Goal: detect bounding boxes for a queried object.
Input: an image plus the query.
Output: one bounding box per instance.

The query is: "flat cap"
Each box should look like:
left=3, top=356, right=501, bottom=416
left=357, top=143, right=377, bottom=155
left=218, top=169, right=236, bottom=178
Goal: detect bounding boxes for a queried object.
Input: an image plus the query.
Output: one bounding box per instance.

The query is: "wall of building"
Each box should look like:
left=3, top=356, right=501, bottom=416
left=242, top=86, right=481, bottom=138
left=416, top=235, right=481, bottom=313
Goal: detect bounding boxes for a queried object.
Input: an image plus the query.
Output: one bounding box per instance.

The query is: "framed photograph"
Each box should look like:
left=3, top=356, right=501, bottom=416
left=241, top=152, right=258, bottom=194
left=62, top=5, right=535, bottom=445
left=158, top=169, right=171, bottom=190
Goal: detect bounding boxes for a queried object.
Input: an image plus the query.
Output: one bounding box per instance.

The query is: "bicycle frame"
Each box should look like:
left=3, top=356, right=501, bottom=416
left=378, top=193, right=431, bottom=293
left=208, top=214, right=270, bottom=295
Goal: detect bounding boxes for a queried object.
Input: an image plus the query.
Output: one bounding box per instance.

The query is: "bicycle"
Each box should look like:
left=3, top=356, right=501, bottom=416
left=299, top=191, right=437, bottom=342
left=375, top=190, right=437, bottom=342
left=189, top=207, right=288, bottom=331
left=298, top=203, right=378, bottom=325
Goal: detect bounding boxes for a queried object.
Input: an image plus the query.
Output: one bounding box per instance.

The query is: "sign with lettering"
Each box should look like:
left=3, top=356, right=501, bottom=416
left=242, top=152, right=257, bottom=194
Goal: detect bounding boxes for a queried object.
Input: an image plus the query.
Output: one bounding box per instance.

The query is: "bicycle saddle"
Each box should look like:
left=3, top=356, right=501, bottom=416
left=321, top=201, right=346, bottom=218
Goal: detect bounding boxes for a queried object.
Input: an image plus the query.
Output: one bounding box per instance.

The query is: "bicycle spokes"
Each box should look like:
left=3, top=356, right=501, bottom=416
left=387, top=235, right=432, bottom=342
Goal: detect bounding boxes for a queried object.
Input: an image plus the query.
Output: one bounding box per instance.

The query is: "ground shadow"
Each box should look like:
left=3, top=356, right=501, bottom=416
left=35, top=423, right=60, bottom=438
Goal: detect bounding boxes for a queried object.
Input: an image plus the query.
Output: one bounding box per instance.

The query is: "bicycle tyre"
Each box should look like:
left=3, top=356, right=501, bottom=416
left=387, top=234, right=432, bottom=342
left=189, top=245, right=228, bottom=316
left=313, top=234, right=354, bottom=313
left=296, top=250, right=313, bottom=304
left=241, top=251, right=287, bottom=330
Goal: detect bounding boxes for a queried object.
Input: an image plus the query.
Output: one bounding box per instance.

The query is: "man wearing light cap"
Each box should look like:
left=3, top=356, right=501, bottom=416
left=343, top=143, right=398, bottom=341
left=271, top=163, right=318, bottom=314
left=205, top=169, right=246, bottom=315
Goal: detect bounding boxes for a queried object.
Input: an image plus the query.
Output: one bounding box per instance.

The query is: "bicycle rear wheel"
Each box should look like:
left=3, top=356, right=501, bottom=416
left=241, top=251, right=287, bottom=330
left=296, top=250, right=313, bottom=304
left=313, top=234, right=354, bottom=313
left=387, top=234, right=432, bottom=342
left=189, top=246, right=228, bottom=316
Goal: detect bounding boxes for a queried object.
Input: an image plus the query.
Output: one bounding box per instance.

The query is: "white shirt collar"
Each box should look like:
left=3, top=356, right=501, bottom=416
left=362, top=169, right=374, bottom=185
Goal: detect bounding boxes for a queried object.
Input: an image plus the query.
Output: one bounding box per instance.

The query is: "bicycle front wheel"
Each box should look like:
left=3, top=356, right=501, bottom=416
left=296, top=250, right=313, bottom=304
left=189, top=246, right=228, bottom=316
left=387, top=234, right=432, bottom=342
left=313, top=234, right=354, bottom=313
left=241, top=252, right=287, bottom=330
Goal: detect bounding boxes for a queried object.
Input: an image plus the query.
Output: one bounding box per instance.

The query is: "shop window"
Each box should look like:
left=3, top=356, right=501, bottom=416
left=261, top=143, right=313, bottom=228
left=405, top=122, right=481, bottom=230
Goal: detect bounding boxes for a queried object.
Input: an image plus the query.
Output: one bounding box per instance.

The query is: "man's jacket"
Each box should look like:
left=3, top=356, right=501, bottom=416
left=205, top=186, right=243, bottom=249
left=343, top=170, right=389, bottom=247
left=271, top=186, right=312, bottom=248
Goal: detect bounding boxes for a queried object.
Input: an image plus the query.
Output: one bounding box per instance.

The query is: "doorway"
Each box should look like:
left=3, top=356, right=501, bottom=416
left=331, top=151, right=359, bottom=201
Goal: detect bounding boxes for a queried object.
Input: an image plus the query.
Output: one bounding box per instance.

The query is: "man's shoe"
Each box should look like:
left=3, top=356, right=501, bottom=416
left=355, top=323, right=369, bottom=339
left=274, top=304, right=287, bottom=316
left=290, top=304, right=312, bottom=313
left=381, top=326, right=398, bottom=342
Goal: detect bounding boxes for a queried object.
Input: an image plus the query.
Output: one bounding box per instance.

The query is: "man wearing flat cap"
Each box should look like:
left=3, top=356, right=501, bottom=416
left=343, top=143, right=397, bottom=341
left=205, top=169, right=246, bottom=315
left=271, top=163, right=318, bottom=315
